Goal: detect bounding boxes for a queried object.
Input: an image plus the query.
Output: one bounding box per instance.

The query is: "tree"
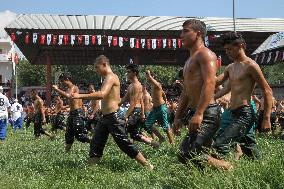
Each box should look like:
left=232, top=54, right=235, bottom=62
left=261, top=63, right=284, bottom=84
left=17, top=59, right=46, bottom=87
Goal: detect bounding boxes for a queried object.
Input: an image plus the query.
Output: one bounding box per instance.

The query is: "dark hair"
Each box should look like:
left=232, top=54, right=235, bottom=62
left=95, top=55, right=110, bottom=65
left=221, top=32, right=246, bottom=49
left=182, top=19, right=207, bottom=38
left=126, top=64, right=139, bottom=75
left=58, top=73, right=72, bottom=82
left=31, top=89, right=38, bottom=94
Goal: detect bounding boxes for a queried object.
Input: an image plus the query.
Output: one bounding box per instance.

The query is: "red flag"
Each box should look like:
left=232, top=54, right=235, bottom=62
left=77, top=35, right=83, bottom=45
left=52, top=35, right=58, bottom=45
left=91, top=35, right=96, bottom=45
left=10, top=32, right=16, bottom=41
left=178, top=38, right=182, bottom=48
left=135, top=38, right=140, bottom=49
left=157, top=39, right=162, bottom=48
left=146, top=39, right=151, bottom=49
left=63, top=35, right=69, bottom=45
left=113, top=36, right=118, bottom=46
left=25, top=33, right=30, bottom=44
left=167, top=39, right=172, bottom=48
left=40, top=34, right=46, bottom=45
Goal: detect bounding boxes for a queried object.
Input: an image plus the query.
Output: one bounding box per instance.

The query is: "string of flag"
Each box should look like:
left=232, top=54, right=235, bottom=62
left=9, top=32, right=222, bottom=50
left=253, top=50, right=284, bottom=65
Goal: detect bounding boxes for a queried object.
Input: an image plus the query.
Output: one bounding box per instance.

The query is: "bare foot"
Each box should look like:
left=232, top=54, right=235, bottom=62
left=143, top=162, right=154, bottom=171
left=208, top=156, right=233, bottom=170
left=235, top=144, right=243, bottom=160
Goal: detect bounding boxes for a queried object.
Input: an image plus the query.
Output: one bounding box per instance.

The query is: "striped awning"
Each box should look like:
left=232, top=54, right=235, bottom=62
left=6, top=14, right=284, bottom=32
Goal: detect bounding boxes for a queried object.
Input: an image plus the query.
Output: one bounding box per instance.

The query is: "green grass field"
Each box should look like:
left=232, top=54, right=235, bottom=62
left=0, top=125, right=283, bottom=189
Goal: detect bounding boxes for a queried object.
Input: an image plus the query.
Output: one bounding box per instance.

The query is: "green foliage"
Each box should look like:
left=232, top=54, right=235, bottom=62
left=1, top=125, right=284, bottom=189
left=16, top=59, right=284, bottom=87
left=261, top=63, right=284, bottom=84
left=17, top=59, right=47, bottom=87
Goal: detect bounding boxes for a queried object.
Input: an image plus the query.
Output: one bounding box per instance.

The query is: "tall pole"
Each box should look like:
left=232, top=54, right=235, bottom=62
left=15, top=64, right=17, bottom=99
left=46, top=54, right=52, bottom=106
left=233, top=0, right=236, bottom=32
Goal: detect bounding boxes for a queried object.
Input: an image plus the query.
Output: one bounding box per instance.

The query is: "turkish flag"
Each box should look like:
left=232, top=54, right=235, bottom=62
left=146, top=39, right=151, bottom=49
left=77, top=35, right=83, bottom=45
left=167, top=39, right=172, bottom=48
left=113, top=36, right=118, bottom=46
left=40, top=34, right=46, bottom=45
left=11, top=32, right=16, bottom=41
left=52, top=35, right=58, bottom=45
left=135, top=38, right=140, bottom=48
left=91, top=35, right=96, bottom=45
left=178, top=38, right=182, bottom=48
left=25, top=33, right=30, bottom=44
left=157, top=39, right=162, bottom=48
left=63, top=35, right=69, bottom=45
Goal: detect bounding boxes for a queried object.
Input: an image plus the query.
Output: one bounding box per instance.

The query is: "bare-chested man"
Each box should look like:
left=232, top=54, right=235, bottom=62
left=30, top=89, right=54, bottom=139
left=172, top=19, right=223, bottom=167
left=50, top=95, right=66, bottom=133
left=52, top=74, right=91, bottom=152
left=144, top=70, right=174, bottom=145
left=25, top=102, right=35, bottom=129
left=119, top=64, right=159, bottom=148
left=212, top=32, right=273, bottom=165
left=143, top=85, right=153, bottom=116
left=72, top=55, right=153, bottom=170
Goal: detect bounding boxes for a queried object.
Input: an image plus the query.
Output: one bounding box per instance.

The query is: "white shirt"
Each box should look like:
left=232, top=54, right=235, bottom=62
left=0, top=93, right=11, bottom=119
left=11, top=102, right=23, bottom=121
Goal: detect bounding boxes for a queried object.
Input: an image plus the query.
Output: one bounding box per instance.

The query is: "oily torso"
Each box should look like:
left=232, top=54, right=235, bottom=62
left=183, top=56, right=215, bottom=108
left=101, top=74, right=121, bottom=115
left=67, top=86, right=82, bottom=111
left=151, top=85, right=165, bottom=107
left=128, top=82, right=143, bottom=108
left=227, top=62, right=255, bottom=110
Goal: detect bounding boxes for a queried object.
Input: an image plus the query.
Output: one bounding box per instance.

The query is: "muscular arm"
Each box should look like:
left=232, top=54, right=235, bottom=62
left=53, top=87, right=71, bottom=99
left=195, top=52, right=217, bottom=115
left=174, top=91, right=189, bottom=120
left=147, top=72, right=162, bottom=90
left=249, top=64, right=273, bottom=119
left=215, top=67, right=229, bottom=87
left=38, top=100, right=46, bottom=121
left=73, top=75, right=114, bottom=100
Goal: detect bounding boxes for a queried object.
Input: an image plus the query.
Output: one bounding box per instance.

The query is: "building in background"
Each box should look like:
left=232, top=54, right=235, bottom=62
left=0, top=38, right=13, bottom=98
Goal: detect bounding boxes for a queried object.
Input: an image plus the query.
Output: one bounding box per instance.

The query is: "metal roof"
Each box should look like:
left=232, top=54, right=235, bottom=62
left=6, top=14, right=284, bottom=32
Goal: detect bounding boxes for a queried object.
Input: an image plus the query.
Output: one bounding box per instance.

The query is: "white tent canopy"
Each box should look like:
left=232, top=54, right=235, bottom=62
left=253, top=32, right=284, bottom=55
left=6, top=14, right=284, bottom=32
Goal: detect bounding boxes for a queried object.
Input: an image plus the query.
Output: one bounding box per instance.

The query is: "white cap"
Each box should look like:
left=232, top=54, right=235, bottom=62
left=14, top=99, right=18, bottom=102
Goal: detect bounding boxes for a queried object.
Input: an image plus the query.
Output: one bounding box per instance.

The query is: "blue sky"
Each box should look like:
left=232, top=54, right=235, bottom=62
left=0, top=0, right=283, bottom=18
